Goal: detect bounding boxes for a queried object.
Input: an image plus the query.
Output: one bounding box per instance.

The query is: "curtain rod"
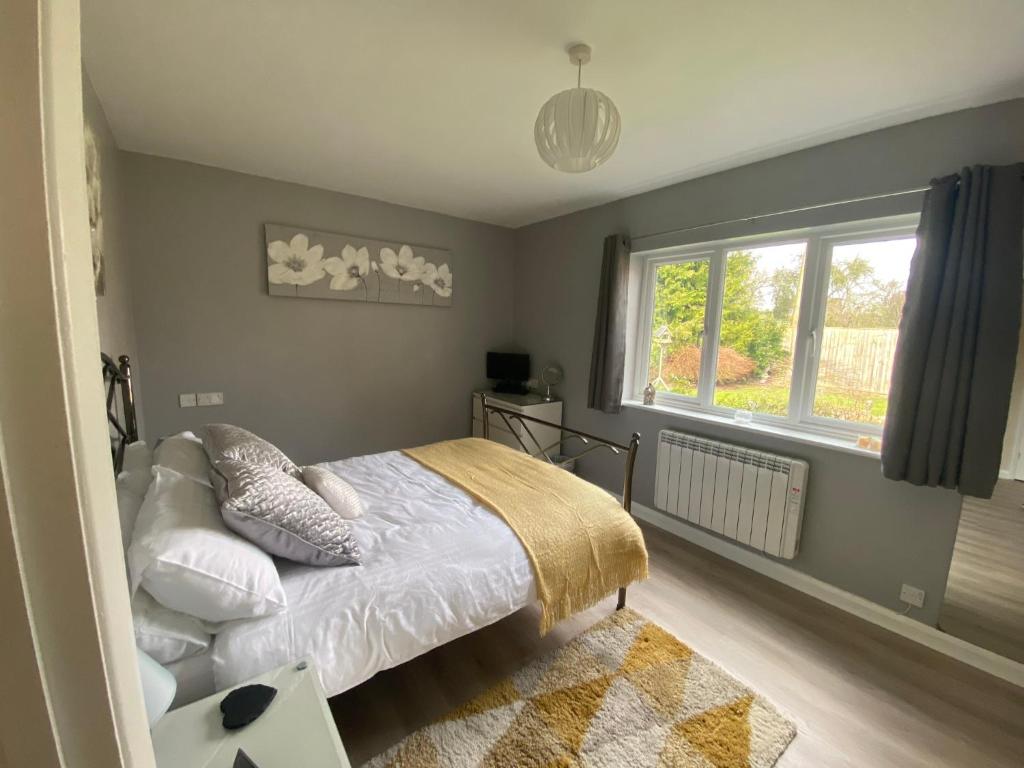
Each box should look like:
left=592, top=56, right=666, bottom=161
left=632, top=185, right=930, bottom=245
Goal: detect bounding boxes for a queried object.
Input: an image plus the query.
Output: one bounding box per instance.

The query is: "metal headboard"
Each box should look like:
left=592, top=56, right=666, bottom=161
left=477, top=393, right=641, bottom=611
left=102, top=353, right=139, bottom=473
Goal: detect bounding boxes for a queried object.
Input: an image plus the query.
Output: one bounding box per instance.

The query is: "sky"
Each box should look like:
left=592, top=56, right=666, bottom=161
left=737, top=237, right=916, bottom=312
left=831, top=238, right=916, bottom=285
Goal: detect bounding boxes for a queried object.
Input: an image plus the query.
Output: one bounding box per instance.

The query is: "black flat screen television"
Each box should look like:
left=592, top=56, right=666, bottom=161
left=487, top=352, right=530, bottom=394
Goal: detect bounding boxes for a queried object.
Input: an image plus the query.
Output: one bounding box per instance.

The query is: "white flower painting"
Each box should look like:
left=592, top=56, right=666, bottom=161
left=324, top=245, right=370, bottom=291
left=84, top=125, right=105, bottom=296
left=379, top=245, right=425, bottom=282
left=421, top=262, right=453, bottom=297
left=265, top=224, right=453, bottom=307
left=267, top=234, right=326, bottom=286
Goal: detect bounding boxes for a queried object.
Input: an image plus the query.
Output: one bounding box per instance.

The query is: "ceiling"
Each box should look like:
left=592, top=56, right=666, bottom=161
left=82, top=1, right=1024, bottom=228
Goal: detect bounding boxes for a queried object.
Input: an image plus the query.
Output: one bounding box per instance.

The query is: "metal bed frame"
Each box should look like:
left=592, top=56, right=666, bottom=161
left=477, top=393, right=640, bottom=610
left=99, top=365, right=640, bottom=610
left=102, top=353, right=139, bottom=473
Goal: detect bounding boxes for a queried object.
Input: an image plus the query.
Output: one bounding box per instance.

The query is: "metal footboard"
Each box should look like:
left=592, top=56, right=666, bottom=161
left=477, top=393, right=640, bottom=611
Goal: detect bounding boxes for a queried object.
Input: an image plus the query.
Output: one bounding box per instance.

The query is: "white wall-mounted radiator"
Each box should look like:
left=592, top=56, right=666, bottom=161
left=654, top=429, right=808, bottom=559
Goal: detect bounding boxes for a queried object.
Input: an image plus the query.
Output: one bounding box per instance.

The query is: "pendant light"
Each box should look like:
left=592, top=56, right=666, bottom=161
left=534, top=44, right=621, bottom=173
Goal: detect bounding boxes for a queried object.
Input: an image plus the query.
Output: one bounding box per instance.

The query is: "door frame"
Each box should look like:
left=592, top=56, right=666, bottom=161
left=0, top=1, right=155, bottom=765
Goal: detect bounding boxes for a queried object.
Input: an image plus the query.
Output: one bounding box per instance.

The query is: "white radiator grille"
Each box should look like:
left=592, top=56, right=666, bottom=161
left=654, top=429, right=808, bottom=559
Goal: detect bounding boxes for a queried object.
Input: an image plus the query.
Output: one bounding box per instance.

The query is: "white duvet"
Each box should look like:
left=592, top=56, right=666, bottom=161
left=211, top=450, right=536, bottom=697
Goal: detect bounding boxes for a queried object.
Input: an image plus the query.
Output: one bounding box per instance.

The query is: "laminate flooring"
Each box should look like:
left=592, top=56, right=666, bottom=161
left=331, top=522, right=1024, bottom=767
left=941, top=479, right=1024, bottom=665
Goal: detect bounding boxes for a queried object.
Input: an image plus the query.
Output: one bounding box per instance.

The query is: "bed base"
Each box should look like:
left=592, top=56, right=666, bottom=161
left=477, top=394, right=640, bottom=611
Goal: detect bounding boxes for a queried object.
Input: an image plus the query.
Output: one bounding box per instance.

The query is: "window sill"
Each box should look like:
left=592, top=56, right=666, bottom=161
left=621, top=399, right=882, bottom=460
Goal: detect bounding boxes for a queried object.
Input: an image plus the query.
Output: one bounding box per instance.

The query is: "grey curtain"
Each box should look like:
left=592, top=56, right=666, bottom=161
left=588, top=234, right=631, bottom=413
left=882, top=164, right=1024, bottom=497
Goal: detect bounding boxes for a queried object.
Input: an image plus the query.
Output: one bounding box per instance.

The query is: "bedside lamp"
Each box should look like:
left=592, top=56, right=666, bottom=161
left=137, top=648, right=177, bottom=727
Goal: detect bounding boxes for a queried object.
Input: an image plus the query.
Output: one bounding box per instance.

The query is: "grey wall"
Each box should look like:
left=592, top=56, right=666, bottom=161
left=114, top=95, right=1024, bottom=625
left=514, top=98, right=1024, bottom=625
left=121, top=154, right=516, bottom=464
left=83, top=72, right=145, bottom=435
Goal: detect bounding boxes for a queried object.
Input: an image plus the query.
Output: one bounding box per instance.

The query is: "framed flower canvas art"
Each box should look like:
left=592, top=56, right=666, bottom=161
left=265, top=224, right=453, bottom=307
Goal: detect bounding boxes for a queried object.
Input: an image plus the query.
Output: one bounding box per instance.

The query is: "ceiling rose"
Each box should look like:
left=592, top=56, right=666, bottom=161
left=534, top=44, right=621, bottom=174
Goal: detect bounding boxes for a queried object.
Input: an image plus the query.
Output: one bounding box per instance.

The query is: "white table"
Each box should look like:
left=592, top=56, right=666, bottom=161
left=151, top=659, right=351, bottom=768
left=471, top=391, right=563, bottom=456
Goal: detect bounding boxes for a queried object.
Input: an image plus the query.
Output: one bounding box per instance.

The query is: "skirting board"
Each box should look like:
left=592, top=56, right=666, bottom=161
left=630, top=501, right=1024, bottom=688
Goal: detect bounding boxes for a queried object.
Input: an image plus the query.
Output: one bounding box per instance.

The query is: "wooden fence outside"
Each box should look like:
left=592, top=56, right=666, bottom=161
left=815, top=327, right=899, bottom=394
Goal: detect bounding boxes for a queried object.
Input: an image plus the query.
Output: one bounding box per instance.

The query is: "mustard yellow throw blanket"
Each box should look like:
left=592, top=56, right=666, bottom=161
left=403, top=438, right=648, bottom=634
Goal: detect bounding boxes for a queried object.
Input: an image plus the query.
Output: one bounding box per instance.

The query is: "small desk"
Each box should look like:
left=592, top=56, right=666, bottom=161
left=151, top=659, right=351, bottom=768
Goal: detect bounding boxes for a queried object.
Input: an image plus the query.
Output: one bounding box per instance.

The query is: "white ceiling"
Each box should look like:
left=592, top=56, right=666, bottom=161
left=82, top=1, right=1024, bottom=228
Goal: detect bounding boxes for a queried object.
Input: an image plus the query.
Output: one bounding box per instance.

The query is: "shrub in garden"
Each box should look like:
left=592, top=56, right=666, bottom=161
left=662, top=346, right=756, bottom=387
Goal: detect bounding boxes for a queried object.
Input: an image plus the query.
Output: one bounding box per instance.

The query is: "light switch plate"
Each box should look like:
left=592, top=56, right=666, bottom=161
left=197, top=392, right=224, bottom=407
left=179, top=393, right=197, bottom=408
left=899, top=583, right=925, bottom=608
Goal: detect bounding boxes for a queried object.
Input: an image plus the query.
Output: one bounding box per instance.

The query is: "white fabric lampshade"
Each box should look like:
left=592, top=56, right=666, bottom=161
left=137, top=647, right=177, bottom=727
left=534, top=87, right=621, bottom=173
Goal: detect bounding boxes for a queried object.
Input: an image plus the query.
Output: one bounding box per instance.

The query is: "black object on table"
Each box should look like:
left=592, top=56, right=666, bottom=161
left=233, top=748, right=259, bottom=768
left=220, top=683, right=277, bottom=730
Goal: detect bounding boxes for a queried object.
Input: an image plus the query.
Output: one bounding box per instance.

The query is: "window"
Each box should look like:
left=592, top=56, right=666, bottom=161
left=631, top=215, right=918, bottom=441
left=647, top=258, right=710, bottom=398
left=811, top=238, right=916, bottom=426
left=713, top=244, right=806, bottom=415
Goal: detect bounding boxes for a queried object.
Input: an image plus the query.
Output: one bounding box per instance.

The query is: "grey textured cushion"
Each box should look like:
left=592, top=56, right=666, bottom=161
left=302, top=466, right=364, bottom=519
left=200, top=424, right=300, bottom=503
left=215, top=458, right=361, bottom=567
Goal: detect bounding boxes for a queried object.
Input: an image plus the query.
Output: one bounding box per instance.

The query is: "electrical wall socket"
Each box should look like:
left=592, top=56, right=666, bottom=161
left=197, top=392, right=224, bottom=407
left=899, top=583, right=925, bottom=608
left=179, top=393, right=197, bottom=408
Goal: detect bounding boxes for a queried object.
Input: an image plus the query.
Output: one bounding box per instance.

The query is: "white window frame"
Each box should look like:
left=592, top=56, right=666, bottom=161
left=628, top=213, right=919, bottom=441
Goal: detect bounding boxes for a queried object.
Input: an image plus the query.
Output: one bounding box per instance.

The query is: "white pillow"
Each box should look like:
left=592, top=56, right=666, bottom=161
left=122, top=440, right=154, bottom=478
left=302, top=466, right=364, bottom=519
left=127, top=466, right=287, bottom=622
left=116, top=441, right=154, bottom=551
left=132, top=590, right=212, bottom=665
left=116, top=474, right=149, bottom=553
left=154, top=431, right=212, bottom=487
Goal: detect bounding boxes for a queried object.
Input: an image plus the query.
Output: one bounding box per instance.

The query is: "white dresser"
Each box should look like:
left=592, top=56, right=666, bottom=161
left=151, top=659, right=351, bottom=768
left=471, top=391, right=563, bottom=456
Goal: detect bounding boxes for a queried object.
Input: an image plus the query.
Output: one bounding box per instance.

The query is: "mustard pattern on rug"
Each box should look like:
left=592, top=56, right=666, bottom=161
left=364, top=609, right=796, bottom=768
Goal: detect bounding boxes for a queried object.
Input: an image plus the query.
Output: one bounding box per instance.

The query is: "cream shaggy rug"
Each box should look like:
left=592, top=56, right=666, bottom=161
left=364, top=608, right=796, bottom=767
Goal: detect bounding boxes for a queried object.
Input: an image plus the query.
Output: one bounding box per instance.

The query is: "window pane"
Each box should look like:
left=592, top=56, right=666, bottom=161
left=812, top=237, right=916, bottom=425
left=713, top=244, right=806, bottom=416
left=648, top=260, right=710, bottom=398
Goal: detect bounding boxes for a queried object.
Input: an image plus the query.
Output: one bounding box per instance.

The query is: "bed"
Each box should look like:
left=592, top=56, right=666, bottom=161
left=213, top=449, right=536, bottom=695
left=106, top=356, right=647, bottom=702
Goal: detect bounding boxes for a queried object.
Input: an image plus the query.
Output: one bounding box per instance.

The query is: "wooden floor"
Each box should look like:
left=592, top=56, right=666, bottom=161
left=331, top=523, right=1024, bottom=768
left=941, top=480, right=1024, bottom=664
